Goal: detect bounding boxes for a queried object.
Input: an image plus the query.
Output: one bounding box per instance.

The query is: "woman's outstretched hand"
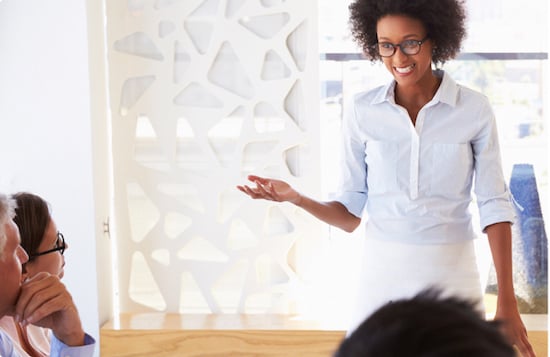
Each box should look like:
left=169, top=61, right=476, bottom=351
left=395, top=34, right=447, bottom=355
left=236, top=175, right=302, bottom=205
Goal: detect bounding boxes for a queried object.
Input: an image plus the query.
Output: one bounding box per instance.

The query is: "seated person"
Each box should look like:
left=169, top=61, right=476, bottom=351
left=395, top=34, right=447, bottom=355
left=0, top=192, right=95, bottom=357
left=333, top=288, right=516, bottom=357
left=0, top=192, right=71, bottom=356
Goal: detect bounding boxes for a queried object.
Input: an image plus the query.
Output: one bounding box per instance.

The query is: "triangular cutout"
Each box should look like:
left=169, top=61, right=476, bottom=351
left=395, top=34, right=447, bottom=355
left=135, top=115, right=157, bottom=139
left=114, top=32, right=164, bottom=60
left=120, top=76, right=156, bottom=116
left=208, top=42, right=254, bottom=99
left=173, top=82, right=223, bottom=108
left=184, top=21, right=214, bottom=54
left=284, top=80, right=305, bottom=130
left=208, top=106, right=245, bottom=167
left=286, top=20, right=308, bottom=71
left=188, top=0, right=220, bottom=17
left=266, top=205, right=294, bottom=235
left=225, top=0, right=247, bottom=18
left=179, top=271, right=212, bottom=313
left=239, top=13, right=290, bottom=39
left=285, top=144, right=308, bottom=177
left=261, top=50, right=291, bottom=80
left=129, top=251, right=167, bottom=310
left=260, top=0, right=284, bottom=7
left=151, top=249, right=170, bottom=266
left=219, top=188, right=246, bottom=223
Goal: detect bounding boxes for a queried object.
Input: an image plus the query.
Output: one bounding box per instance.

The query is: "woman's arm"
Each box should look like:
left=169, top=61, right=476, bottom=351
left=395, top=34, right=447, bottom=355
left=237, top=175, right=361, bottom=233
left=486, top=222, right=535, bottom=357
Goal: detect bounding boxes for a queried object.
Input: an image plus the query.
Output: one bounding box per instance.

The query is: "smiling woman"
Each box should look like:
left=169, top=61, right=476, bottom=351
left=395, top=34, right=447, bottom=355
left=236, top=0, right=537, bottom=353
left=319, top=0, right=547, bottom=356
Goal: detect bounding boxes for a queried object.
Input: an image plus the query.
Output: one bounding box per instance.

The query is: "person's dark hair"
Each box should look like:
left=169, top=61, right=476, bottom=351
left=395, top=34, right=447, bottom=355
left=334, top=288, right=515, bottom=357
left=349, top=0, right=466, bottom=64
left=12, top=192, right=51, bottom=261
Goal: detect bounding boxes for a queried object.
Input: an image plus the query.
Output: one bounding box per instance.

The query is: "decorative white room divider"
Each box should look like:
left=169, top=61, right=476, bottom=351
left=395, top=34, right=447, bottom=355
left=104, top=0, right=322, bottom=314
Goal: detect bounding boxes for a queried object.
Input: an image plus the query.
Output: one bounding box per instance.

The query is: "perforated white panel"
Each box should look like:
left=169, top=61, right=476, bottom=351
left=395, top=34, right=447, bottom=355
left=105, top=0, right=322, bottom=314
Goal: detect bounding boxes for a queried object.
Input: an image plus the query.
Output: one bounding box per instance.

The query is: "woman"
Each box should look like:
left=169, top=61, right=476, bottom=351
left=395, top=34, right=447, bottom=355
left=0, top=192, right=68, bottom=357
left=237, top=0, right=534, bottom=355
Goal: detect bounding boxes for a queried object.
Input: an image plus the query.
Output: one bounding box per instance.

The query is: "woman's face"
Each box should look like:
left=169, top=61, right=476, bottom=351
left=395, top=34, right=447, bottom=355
left=25, top=219, right=66, bottom=279
left=376, top=14, right=435, bottom=89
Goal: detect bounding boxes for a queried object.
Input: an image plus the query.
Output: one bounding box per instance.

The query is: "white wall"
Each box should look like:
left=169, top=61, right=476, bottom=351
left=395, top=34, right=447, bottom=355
left=0, top=0, right=101, bottom=352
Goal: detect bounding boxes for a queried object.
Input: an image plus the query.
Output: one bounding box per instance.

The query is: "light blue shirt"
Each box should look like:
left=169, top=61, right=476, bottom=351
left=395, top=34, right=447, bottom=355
left=0, top=330, right=95, bottom=357
left=331, top=70, right=515, bottom=243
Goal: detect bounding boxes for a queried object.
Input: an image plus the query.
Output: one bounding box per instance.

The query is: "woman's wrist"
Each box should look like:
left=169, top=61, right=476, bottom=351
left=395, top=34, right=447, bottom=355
left=291, top=192, right=303, bottom=206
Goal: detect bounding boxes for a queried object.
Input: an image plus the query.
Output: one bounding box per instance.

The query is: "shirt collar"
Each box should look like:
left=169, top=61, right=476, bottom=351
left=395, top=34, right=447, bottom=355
left=372, top=70, right=459, bottom=107
left=435, top=70, right=458, bottom=107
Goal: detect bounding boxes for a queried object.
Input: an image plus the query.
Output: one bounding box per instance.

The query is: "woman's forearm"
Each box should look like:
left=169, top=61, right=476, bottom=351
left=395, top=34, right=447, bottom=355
left=486, top=222, right=517, bottom=303
left=295, top=195, right=361, bottom=233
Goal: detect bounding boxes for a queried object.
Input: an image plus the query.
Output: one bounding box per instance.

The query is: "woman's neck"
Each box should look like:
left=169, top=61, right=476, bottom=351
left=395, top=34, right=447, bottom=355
left=395, top=73, right=441, bottom=110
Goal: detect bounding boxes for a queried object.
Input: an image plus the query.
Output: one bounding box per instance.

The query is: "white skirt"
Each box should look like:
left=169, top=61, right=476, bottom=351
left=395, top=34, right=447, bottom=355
left=347, top=238, right=485, bottom=334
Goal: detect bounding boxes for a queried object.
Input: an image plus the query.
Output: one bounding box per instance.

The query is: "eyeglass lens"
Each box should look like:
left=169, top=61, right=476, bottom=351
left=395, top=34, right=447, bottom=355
left=377, top=39, right=423, bottom=57
left=30, top=231, right=66, bottom=257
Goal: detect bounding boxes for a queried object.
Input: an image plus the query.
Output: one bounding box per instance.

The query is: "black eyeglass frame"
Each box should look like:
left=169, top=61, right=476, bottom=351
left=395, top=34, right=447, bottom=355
left=375, top=36, right=430, bottom=57
left=30, top=232, right=66, bottom=258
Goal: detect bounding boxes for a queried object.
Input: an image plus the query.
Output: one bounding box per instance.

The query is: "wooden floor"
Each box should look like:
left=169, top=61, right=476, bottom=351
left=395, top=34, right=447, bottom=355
left=100, top=313, right=548, bottom=357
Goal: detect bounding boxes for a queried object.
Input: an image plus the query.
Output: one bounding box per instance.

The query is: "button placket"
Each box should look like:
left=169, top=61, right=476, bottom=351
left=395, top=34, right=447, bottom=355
left=409, top=111, right=425, bottom=199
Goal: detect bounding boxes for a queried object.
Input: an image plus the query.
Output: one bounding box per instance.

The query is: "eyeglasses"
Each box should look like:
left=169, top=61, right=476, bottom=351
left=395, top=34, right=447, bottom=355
left=376, top=36, right=429, bottom=57
left=30, top=232, right=66, bottom=258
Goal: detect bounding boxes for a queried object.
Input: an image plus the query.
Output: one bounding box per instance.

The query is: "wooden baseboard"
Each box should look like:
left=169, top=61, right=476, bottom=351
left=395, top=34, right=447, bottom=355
left=101, top=329, right=343, bottom=357
left=100, top=313, right=547, bottom=357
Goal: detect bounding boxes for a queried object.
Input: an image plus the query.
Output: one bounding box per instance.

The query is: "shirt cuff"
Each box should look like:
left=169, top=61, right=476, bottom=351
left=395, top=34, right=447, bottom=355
left=50, top=333, right=96, bottom=357
left=329, top=191, right=366, bottom=218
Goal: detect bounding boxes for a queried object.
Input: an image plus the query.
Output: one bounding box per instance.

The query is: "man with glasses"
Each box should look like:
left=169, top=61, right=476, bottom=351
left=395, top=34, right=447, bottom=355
left=0, top=193, right=95, bottom=356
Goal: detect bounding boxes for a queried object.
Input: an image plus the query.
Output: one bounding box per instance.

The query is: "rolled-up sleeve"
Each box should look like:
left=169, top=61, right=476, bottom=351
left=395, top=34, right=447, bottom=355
left=330, top=94, right=368, bottom=218
left=472, top=99, right=516, bottom=231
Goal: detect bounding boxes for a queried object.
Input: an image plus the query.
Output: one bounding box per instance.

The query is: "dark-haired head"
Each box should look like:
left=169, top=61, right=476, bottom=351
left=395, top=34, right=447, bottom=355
left=12, top=192, right=51, bottom=261
left=349, top=0, right=466, bottom=65
left=334, top=288, right=515, bottom=357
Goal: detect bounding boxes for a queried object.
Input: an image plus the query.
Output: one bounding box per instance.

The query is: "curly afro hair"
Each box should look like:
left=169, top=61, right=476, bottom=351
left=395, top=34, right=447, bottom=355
left=349, top=0, right=467, bottom=64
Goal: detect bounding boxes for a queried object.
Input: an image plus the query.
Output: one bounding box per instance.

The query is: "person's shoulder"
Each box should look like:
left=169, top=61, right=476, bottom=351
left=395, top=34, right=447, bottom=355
left=444, top=74, right=489, bottom=105
left=457, top=83, right=488, bottom=100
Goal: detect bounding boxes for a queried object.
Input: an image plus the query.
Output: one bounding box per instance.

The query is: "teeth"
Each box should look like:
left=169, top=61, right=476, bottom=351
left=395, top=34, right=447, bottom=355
left=395, top=64, right=415, bottom=73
